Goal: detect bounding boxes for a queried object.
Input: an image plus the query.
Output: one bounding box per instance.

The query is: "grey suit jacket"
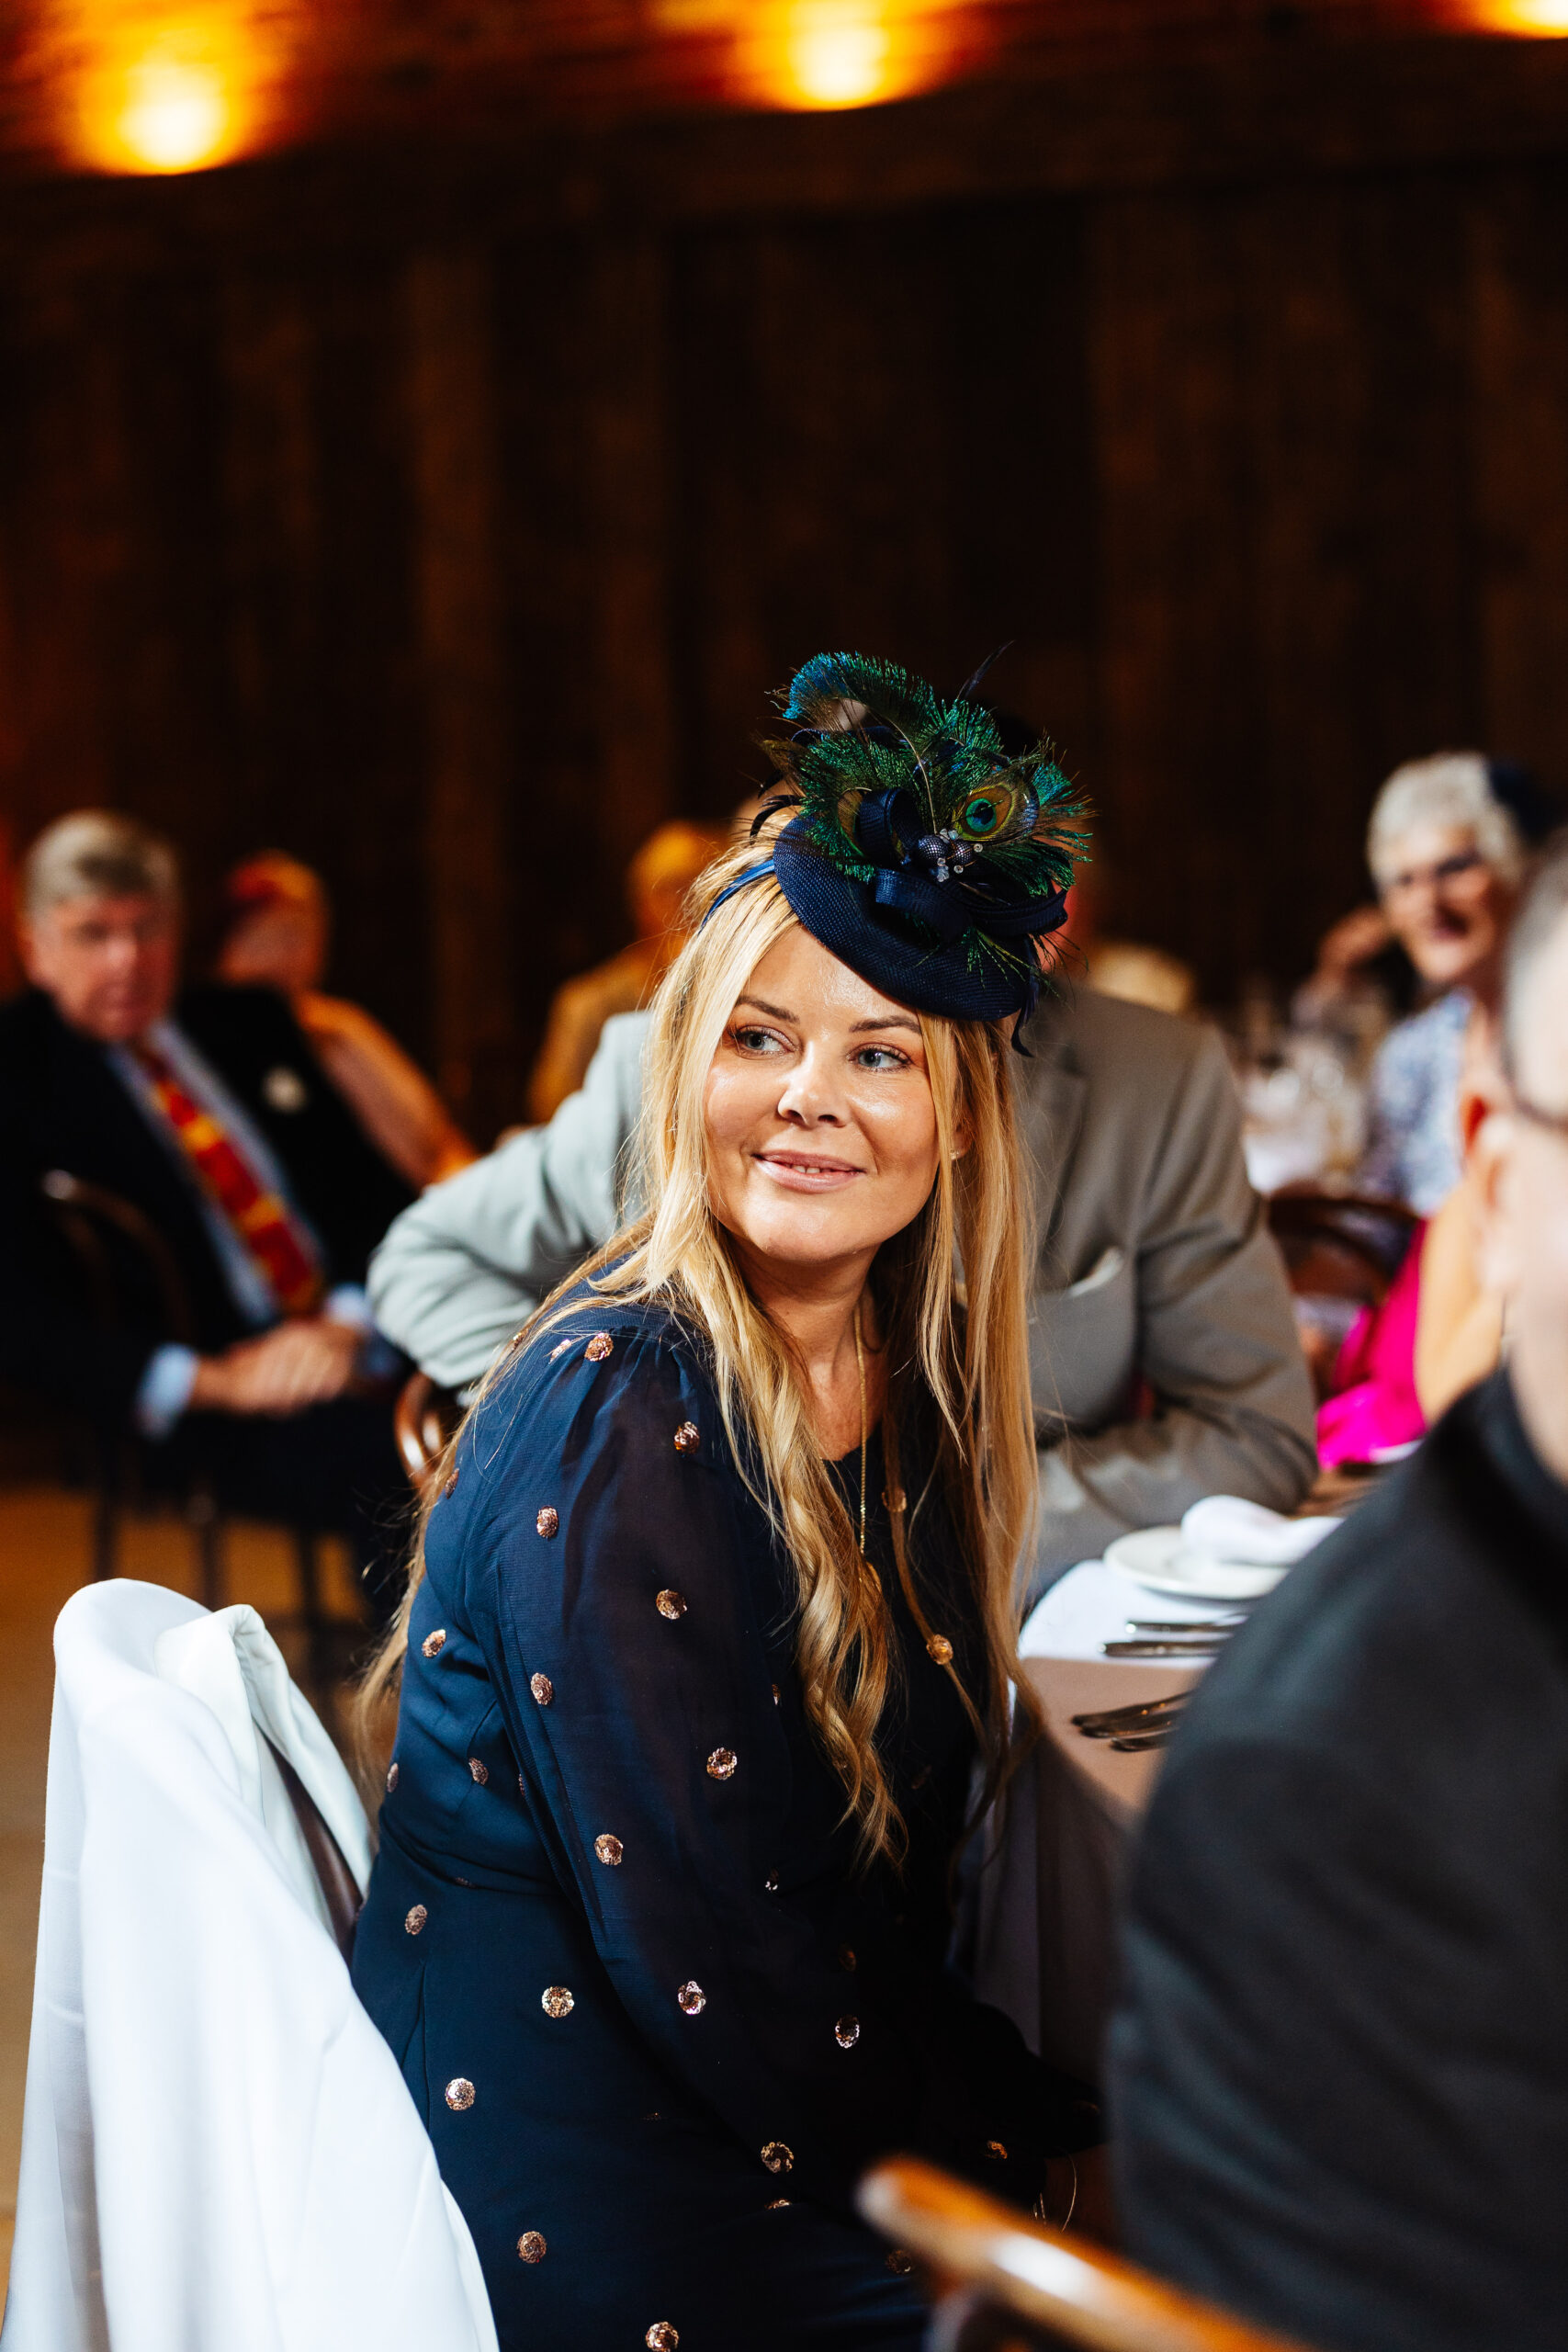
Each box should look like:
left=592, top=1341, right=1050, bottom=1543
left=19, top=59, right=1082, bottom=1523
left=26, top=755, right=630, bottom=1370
left=368, top=989, right=1315, bottom=1596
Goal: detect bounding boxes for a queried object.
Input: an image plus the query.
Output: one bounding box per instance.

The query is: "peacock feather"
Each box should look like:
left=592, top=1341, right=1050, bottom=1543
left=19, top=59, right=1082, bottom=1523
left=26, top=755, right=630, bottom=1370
left=756, top=651, right=1088, bottom=991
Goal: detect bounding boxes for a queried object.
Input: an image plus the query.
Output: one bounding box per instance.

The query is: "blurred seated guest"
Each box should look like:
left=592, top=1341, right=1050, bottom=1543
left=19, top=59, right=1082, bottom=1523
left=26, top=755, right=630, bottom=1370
left=371, top=922, right=1315, bottom=1603
left=354, top=659, right=1109, bottom=2351
left=525, top=818, right=727, bottom=1123
left=218, top=852, right=475, bottom=1188
left=1316, top=1010, right=1508, bottom=1468
left=1356, top=752, right=1540, bottom=1212
left=1110, top=829, right=1568, bottom=2352
left=1062, top=849, right=1196, bottom=1018
left=1, top=814, right=413, bottom=1596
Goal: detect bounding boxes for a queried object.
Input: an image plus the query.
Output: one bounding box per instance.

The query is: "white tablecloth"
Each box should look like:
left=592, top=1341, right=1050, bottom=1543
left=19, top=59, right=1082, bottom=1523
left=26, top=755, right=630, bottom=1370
left=976, top=1560, right=1221, bottom=2083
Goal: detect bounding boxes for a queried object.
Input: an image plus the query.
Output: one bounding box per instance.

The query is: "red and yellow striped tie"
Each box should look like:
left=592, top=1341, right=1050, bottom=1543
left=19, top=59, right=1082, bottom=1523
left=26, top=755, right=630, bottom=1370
left=132, top=1043, right=324, bottom=1317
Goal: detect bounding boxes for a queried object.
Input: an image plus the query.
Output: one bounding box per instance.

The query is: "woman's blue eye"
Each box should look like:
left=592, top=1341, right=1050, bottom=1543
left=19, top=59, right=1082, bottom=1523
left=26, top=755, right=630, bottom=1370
left=854, top=1046, right=908, bottom=1071
left=732, top=1026, right=786, bottom=1054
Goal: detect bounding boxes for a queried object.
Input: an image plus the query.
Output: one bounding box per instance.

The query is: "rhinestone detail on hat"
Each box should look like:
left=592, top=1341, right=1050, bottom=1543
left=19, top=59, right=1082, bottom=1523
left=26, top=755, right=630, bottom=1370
left=986, top=2140, right=1009, bottom=2160
left=445, top=2078, right=475, bottom=2111
left=584, top=1332, right=614, bottom=1362
left=517, top=2232, right=547, bottom=2263
left=886, top=2249, right=913, bottom=2277
left=385, top=1761, right=399, bottom=1792
left=530, top=1672, right=553, bottom=1706
left=468, top=1757, right=489, bottom=1784
left=927, top=1635, right=954, bottom=1666
left=594, top=1834, right=623, bottom=1866
left=441, top=1468, right=458, bottom=1499
left=404, top=1905, right=427, bottom=1935
left=673, top=1421, right=701, bottom=1453
left=549, top=1337, right=574, bottom=1360
left=838, top=1947, right=856, bottom=1972
left=761, top=2142, right=794, bottom=2174
left=677, top=1980, right=706, bottom=2015
left=706, top=1747, right=737, bottom=1780
left=835, top=2016, right=860, bottom=2048
left=656, top=1589, right=686, bottom=1620
left=422, top=1628, right=446, bottom=1657
left=646, top=2327, right=679, bottom=2351
left=536, top=1506, right=559, bottom=1539
left=541, top=1985, right=574, bottom=2019
left=767, top=2199, right=791, bottom=2210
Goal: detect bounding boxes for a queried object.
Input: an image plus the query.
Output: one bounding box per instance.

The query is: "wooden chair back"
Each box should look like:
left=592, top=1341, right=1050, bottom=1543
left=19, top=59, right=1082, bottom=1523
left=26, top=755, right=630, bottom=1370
left=1266, top=1188, right=1419, bottom=1308
left=858, top=2159, right=1317, bottom=2352
left=393, top=1369, right=463, bottom=1498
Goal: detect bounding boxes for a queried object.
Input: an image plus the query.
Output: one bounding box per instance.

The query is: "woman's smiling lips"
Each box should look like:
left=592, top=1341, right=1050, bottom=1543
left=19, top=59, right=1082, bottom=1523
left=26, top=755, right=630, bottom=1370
left=752, top=1148, right=866, bottom=1192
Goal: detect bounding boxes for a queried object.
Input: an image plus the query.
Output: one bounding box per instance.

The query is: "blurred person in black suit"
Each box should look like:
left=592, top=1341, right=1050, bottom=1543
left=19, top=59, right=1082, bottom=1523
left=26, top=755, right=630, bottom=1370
left=0, top=812, right=414, bottom=1598
left=1110, top=829, right=1568, bottom=2352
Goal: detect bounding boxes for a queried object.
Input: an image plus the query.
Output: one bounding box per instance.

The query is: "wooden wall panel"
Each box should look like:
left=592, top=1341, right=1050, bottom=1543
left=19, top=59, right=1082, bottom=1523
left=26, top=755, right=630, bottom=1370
left=2, top=68, right=1568, bottom=1148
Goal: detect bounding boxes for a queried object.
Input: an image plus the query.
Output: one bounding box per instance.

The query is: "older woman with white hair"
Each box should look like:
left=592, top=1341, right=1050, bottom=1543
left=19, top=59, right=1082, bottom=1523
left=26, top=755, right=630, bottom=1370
left=1357, top=752, right=1532, bottom=1213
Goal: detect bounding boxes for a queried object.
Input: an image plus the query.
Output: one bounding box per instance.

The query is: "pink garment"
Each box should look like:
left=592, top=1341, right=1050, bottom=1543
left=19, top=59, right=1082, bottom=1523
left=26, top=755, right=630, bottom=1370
left=1315, top=1221, right=1428, bottom=1469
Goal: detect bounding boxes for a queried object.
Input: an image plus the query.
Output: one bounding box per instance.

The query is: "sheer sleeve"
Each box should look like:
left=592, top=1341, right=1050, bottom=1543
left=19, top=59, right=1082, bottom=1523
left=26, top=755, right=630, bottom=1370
left=457, top=1317, right=935, bottom=2210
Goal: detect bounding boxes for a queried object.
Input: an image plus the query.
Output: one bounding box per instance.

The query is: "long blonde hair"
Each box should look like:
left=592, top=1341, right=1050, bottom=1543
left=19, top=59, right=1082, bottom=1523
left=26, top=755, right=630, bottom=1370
left=359, top=829, right=1042, bottom=1866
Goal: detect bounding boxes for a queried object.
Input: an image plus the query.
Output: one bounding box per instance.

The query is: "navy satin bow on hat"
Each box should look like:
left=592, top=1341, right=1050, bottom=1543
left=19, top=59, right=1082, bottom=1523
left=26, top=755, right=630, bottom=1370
left=852, top=786, right=1069, bottom=949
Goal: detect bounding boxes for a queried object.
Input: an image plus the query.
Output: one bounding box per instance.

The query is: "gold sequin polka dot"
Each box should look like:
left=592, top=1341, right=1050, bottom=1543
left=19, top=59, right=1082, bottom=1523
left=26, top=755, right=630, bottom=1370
left=584, top=1331, right=614, bottom=1362
left=404, top=1905, right=428, bottom=1936
left=886, top=2248, right=913, bottom=2276
left=926, top=1634, right=954, bottom=1666
left=468, top=1757, right=489, bottom=1785
left=763, top=1871, right=779, bottom=1893
left=445, top=2077, right=475, bottom=2110
left=767, top=2199, right=791, bottom=2211
left=646, top=2326, right=679, bottom=2352
left=541, top=1985, right=574, bottom=2018
left=594, top=1833, right=624, bottom=1866
left=536, top=1506, right=559, bottom=1539
left=761, top=2142, right=794, bottom=2173
left=673, top=1421, right=701, bottom=1453
left=706, top=1747, right=737, bottom=1781
left=517, top=2230, right=547, bottom=2263
left=385, top=1761, right=399, bottom=1792
left=835, top=2016, right=860, bottom=2048
left=530, top=1672, right=553, bottom=1706
left=441, top=1468, right=459, bottom=1499
left=656, top=1589, right=687, bottom=1620
left=549, top=1337, right=574, bottom=1360
left=677, top=1980, right=706, bottom=2015
left=422, top=1628, right=446, bottom=1657
left=986, top=2139, right=1009, bottom=2160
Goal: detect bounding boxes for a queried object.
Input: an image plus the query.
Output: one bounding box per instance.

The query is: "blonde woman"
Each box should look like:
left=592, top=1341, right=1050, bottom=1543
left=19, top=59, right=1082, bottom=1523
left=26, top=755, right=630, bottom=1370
left=352, top=656, right=1100, bottom=2350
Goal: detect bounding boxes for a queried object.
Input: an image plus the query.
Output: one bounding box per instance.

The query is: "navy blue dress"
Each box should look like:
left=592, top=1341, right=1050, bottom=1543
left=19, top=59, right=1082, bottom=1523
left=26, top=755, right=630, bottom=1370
left=354, top=1288, right=1094, bottom=2351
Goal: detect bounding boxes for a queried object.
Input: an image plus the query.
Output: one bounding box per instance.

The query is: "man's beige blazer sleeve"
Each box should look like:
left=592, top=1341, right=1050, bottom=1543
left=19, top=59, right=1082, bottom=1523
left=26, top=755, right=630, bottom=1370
left=367, top=1012, right=649, bottom=1393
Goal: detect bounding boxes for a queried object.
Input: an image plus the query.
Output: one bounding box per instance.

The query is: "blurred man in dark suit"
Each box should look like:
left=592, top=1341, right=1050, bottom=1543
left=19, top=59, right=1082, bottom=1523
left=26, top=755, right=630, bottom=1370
left=0, top=811, right=413, bottom=1591
left=1110, top=831, right=1568, bottom=2352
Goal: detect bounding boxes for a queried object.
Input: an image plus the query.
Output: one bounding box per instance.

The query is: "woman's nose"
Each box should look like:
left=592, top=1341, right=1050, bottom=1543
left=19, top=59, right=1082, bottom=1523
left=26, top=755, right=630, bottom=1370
left=776, top=1048, right=847, bottom=1125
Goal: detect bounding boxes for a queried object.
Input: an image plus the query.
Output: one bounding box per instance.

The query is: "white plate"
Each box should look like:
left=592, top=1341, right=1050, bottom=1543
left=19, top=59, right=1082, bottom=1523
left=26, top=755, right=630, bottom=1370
left=1104, top=1526, right=1288, bottom=1602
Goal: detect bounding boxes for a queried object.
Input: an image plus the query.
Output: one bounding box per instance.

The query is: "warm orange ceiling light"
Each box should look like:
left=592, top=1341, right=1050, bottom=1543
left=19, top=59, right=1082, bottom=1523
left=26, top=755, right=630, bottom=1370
left=1468, top=0, right=1568, bottom=25
left=62, top=9, right=271, bottom=174
left=749, top=1, right=955, bottom=110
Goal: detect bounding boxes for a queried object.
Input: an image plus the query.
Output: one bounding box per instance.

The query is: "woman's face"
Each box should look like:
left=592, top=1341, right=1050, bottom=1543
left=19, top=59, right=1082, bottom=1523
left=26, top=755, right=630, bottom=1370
left=1377, top=820, right=1514, bottom=989
left=704, top=925, right=945, bottom=1280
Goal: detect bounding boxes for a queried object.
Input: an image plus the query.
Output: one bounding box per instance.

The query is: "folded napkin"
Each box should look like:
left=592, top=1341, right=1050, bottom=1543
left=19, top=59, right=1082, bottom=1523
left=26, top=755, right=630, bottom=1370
left=1180, top=1494, right=1340, bottom=1566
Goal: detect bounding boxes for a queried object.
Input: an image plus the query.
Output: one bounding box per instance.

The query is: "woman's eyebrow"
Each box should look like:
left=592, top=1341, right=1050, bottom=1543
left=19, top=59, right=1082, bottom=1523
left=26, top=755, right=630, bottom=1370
left=849, top=1013, right=922, bottom=1036
left=734, top=994, right=795, bottom=1022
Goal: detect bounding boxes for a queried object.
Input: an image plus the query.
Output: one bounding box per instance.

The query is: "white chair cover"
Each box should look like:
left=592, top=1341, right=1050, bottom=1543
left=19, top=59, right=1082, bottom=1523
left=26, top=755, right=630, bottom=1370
left=3, top=1579, right=497, bottom=2352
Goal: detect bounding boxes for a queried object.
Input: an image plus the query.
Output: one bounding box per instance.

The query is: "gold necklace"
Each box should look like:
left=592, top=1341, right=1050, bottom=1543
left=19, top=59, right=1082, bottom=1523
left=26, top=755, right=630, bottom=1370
left=852, top=1300, right=869, bottom=1556
left=852, top=1301, right=952, bottom=1669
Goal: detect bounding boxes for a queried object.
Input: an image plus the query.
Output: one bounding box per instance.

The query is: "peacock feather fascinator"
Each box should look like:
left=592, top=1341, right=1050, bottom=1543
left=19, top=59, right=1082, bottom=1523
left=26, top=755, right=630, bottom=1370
left=743, top=650, right=1087, bottom=1038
